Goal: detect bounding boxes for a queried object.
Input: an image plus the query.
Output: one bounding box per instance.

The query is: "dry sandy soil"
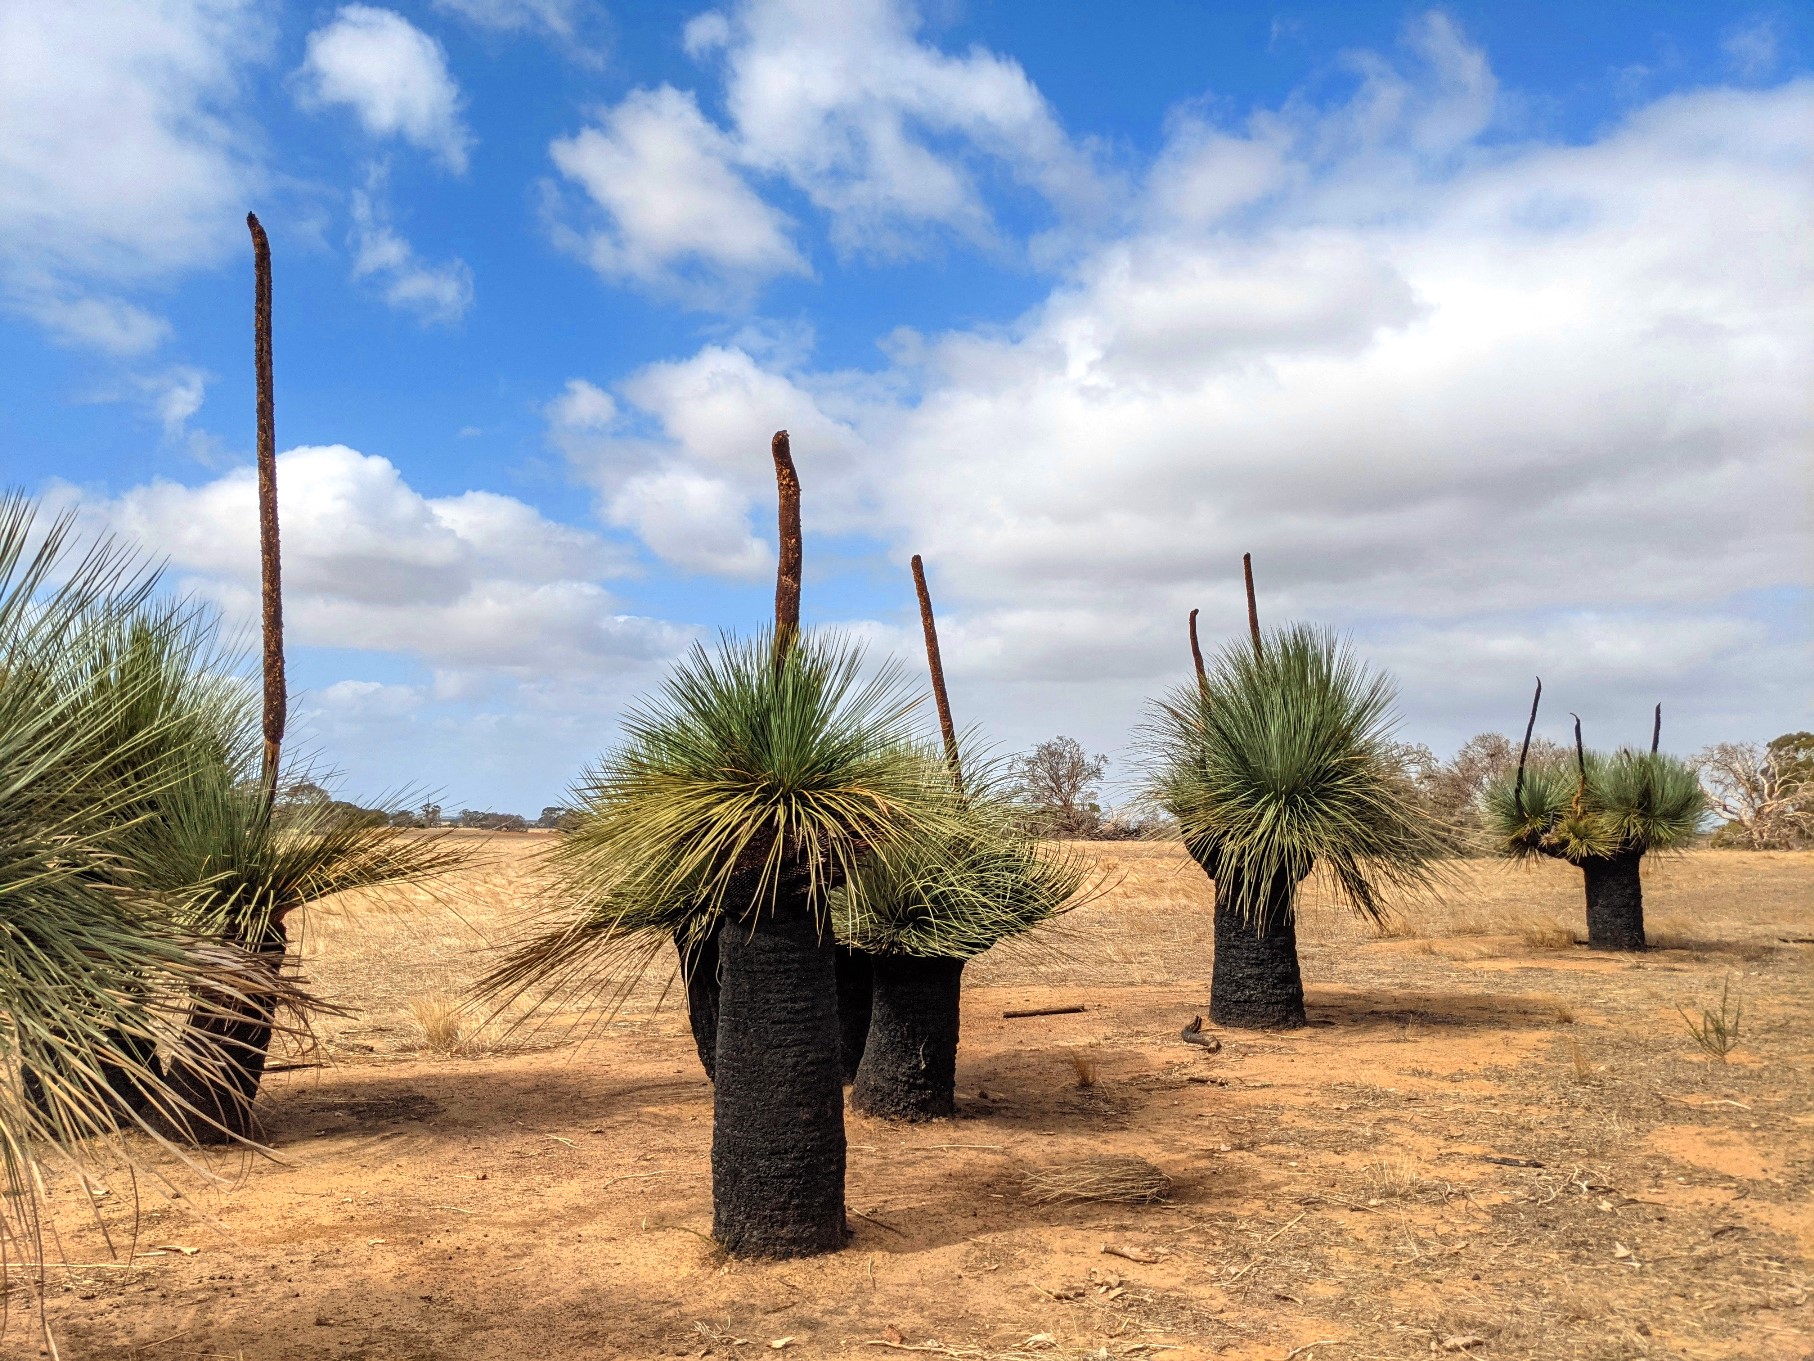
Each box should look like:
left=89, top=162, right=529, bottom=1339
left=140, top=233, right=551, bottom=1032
left=17, top=839, right=1814, bottom=1361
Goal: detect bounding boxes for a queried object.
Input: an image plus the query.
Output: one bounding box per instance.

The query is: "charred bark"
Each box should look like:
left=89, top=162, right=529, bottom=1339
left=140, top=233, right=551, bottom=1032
left=677, top=922, right=722, bottom=1081
left=849, top=954, right=964, bottom=1122
left=1581, top=850, right=1646, bottom=951
left=834, top=946, right=873, bottom=1084
left=711, top=874, right=847, bottom=1257
left=1185, top=843, right=1308, bottom=1030
left=161, top=922, right=287, bottom=1145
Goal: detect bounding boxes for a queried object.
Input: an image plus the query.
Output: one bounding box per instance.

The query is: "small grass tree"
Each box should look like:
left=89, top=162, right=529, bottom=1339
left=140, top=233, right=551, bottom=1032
left=1147, top=624, right=1448, bottom=1029
left=840, top=785, right=1088, bottom=1120
left=1484, top=687, right=1703, bottom=950
left=835, top=555, right=1088, bottom=1121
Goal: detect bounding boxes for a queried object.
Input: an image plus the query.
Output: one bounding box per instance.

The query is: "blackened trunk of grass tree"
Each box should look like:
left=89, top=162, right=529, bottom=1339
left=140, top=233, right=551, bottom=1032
left=1581, top=850, right=1646, bottom=951
left=834, top=946, right=873, bottom=1084
left=161, top=922, right=287, bottom=1144
left=712, top=871, right=847, bottom=1257
left=677, top=923, right=722, bottom=1081
left=850, top=954, right=964, bottom=1121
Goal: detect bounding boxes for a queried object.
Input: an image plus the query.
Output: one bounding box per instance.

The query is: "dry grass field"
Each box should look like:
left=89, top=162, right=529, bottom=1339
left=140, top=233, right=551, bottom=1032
left=19, top=838, right=1814, bottom=1361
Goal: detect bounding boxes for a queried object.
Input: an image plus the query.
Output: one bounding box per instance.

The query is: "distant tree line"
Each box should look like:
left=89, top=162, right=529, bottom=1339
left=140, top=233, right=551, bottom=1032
left=1005, top=729, right=1814, bottom=851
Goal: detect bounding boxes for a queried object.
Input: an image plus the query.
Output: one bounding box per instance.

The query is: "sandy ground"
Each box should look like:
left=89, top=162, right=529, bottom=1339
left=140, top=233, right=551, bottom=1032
left=16, top=840, right=1814, bottom=1361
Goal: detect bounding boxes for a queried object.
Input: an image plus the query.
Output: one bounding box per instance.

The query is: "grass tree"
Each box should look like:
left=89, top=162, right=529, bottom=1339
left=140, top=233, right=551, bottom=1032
left=835, top=554, right=1087, bottom=1121
left=0, top=495, right=283, bottom=1278
left=1148, top=623, right=1449, bottom=1029
left=483, top=433, right=964, bottom=1257
left=840, top=794, right=1087, bottom=1120
left=1484, top=688, right=1704, bottom=950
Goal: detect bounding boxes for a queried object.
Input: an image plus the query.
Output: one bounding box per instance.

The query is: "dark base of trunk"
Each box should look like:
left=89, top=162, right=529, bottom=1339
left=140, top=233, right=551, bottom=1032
left=22, top=1029, right=162, bottom=1133
left=160, top=926, right=286, bottom=1146
left=849, top=955, right=964, bottom=1121
left=677, top=924, right=721, bottom=1082
left=711, top=891, right=846, bottom=1258
left=1209, top=873, right=1306, bottom=1031
left=1582, top=851, right=1645, bottom=951
left=834, top=947, right=874, bottom=1084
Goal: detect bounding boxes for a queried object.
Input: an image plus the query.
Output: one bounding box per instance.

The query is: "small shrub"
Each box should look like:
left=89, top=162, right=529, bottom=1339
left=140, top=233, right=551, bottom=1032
left=1679, top=977, right=1742, bottom=1062
left=408, top=992, right=470, bottom=1055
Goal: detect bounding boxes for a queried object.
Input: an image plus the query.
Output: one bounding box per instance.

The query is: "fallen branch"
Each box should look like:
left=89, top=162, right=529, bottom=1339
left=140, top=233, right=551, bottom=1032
left=1101, top=1243, right=1162, bottom=1264
left=1003, top=1005, right=1086, bottom=1019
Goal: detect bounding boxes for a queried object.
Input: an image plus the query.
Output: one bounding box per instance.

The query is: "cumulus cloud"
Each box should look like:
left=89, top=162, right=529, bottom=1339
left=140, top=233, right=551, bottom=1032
left=349, top=177, right=475, bottom=324
left=0, top=0, right=264, bottom=349
left=298, top=6, right=471, bottom=172
left=568, top=33, right=1812, bottom=757
left=548, top=86, right=806, bottom=302
left=76, top=445, right=685, bottom=679
left=692, top=0, right=1105, bottom=255
left=547, top=346, right=873, bottom=577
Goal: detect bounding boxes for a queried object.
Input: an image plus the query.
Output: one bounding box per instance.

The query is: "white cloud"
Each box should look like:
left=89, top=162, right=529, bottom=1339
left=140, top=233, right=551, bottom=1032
left=76, top=446, right=685, bottom=679
left=433, top=0, right=585, bottom=38
left=298, top=6, right=471, bottom=172
left=548, top=85, right=806, bottom=302
left=0, top=0, right=265, bottom=348
left=1722, top=16, right=1781, bottom=80
left=349, top=178, right=475, bottom=324
left=547, top=346, right=872, bottom=577
left=570, top=40, right=1813, bottom=756
left=697, top=0, right=1105, bottom=254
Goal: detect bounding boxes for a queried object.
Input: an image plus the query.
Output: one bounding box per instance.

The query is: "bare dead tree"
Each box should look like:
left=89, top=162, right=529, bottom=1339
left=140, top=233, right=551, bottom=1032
left=248, top=212, right=284, bottom=804
left=910, top=554, right=962, bottom=792
left=1696, top=738, right=1814, bottom=849
left=1241, top=552, right=1262, bottom=660
left=771, top=430, right=801, bottom=664
left=1187, top=607, right=1207, bottom=691
left=1514, top=677, right=1542, bottom=811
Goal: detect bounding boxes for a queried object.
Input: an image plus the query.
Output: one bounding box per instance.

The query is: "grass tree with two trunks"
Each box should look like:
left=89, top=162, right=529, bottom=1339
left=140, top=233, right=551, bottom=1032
left=484, top=433, right=985, bottom=1258
left=1148, top=604, right=1451, bottom=1031
left=1484, top=685, right=1705, bottom=950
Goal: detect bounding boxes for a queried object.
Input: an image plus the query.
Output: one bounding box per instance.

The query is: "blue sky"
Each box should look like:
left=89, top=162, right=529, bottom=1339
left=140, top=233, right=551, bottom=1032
left=3, top=0, right=1809, bottom=813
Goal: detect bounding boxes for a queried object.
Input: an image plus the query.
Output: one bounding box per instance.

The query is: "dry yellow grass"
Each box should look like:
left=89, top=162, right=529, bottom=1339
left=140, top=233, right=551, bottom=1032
left=38, top=838, right=1806, bottom=1361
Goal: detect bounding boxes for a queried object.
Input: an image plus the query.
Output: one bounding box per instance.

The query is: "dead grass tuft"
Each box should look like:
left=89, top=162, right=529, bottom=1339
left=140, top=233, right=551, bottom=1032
left=1362, top=1158, right=1419, bottom=1200
left=407, top=992, right=484, bottom=1056
left=1022, top=1156, right=1171, bottom=1206
left=1516, top=915, right=1577, bottom=949
left=1068, top=1050, right=1098, bottom=1089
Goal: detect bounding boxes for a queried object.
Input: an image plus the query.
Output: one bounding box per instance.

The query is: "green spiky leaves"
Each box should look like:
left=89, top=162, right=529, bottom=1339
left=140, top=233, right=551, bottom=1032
left=479, top=631, right=970, bottom=1008
left=1146, top=624, right=1449, bottom=923
left=835, top=768, right=1093, bottom=959
left=1484, top=747, right=1705, bottom=864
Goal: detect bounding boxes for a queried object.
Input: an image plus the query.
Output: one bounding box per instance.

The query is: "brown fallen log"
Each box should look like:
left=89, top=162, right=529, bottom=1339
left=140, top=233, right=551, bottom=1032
left=1002, top=1005, right=1087, bottom=1019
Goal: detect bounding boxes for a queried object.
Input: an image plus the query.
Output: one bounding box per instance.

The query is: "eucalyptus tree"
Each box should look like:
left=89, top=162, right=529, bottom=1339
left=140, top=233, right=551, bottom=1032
left=1148, top=624, right=1449, bottom=1029
left=1484, top=692, right=1704, bottom=950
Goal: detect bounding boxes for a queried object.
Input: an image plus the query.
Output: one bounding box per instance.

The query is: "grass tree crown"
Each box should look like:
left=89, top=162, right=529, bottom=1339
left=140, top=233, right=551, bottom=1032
left=1483, top=748, right=1705, bottom=863
left=1145, top=623, right=1450, bottom=923
left=480, top=629, right=969, bottom=1003
left=835, top=767, right=1094, bottom=960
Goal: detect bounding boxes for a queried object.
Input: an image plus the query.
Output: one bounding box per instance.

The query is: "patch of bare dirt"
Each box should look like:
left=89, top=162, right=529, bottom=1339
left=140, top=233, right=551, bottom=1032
left=15, top=843, right=1813, bottom=1361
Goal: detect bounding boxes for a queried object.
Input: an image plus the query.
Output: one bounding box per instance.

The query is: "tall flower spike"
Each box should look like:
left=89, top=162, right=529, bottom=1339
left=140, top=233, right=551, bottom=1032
left=771, top=430, right=801, bottom=666
left=1242, top=553, right=1262, bottom=660
left=248, top=212, right=284, bottom=806
left=911, top=553, right=962, bottom=793
left=1514, top=677, right=1542, bottom=813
